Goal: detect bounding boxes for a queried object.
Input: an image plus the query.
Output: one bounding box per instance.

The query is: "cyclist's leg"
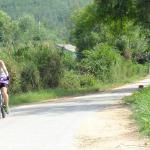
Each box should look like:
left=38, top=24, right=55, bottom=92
left=1, top=86, right=9, bottom=113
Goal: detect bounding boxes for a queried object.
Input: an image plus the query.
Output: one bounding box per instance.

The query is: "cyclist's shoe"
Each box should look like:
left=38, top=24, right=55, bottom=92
left=3, top=105, right=9, bottom=114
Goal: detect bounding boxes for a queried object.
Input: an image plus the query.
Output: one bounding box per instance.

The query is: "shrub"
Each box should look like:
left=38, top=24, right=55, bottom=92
left=20, top=62, right=41, bottom=92
left=80, top=43, right=122, bottom=82
left=62, top=52, right=77, bottom=71
left=80, top=74, right=96, bottom=87
left=59, top=71, right=80, bottom=89
left=35, top=45, right=63, bottom=88
left=79, top=43, right=147, bottom=83
left=0, top=41, right=65, bottom=93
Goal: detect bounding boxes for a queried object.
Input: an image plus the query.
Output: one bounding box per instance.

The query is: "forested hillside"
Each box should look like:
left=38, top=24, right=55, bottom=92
left=0, top=0, right=92, bottom=30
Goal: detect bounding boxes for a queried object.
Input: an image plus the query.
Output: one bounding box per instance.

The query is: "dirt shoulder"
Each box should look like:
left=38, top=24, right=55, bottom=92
left=74, top=100, right=150, bottom=150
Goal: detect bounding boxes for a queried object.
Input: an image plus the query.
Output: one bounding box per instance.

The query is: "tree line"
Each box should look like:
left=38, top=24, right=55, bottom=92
left=71, top=0, right=150, bottom=63
left=0, top=0, right=92, bottom=39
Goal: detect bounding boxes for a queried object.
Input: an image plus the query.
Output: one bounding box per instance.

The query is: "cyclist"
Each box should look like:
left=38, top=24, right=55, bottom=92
left=0, top=60, right=9, bottom=114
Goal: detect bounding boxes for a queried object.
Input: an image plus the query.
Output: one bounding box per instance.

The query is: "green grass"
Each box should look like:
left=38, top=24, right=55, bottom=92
left=10, top=87, right=100, bottom=106
left=124, top=87, right=150, bottom=136
left=10, top=74, right=147, bottom=106
left=10, top=81, right=124, bottom=106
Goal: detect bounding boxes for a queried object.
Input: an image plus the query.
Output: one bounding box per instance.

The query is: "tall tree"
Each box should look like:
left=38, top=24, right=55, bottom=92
left=0, top=10, right=14, bottom=47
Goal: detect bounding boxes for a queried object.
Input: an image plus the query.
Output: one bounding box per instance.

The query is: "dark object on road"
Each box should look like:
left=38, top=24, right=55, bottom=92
left=138, top=85, right=144, bottom=89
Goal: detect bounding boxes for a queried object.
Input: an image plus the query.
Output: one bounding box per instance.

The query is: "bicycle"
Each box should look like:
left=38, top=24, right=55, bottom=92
left=0, top=90, right=6, bottom=118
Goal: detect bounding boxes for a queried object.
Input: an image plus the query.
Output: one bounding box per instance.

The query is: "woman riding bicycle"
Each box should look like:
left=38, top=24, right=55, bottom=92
left=0, top=60, right=9, bottom=114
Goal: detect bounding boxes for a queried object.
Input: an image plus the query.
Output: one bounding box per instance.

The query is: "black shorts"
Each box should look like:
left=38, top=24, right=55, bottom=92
left=0, top=83, right=8, bottom=89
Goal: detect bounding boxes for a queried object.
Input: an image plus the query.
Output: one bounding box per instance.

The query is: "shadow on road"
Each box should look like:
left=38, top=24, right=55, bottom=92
left=111, top=87, right=138, bottom=93
left=11, top=89, right=128, bottom=117
left=11, top=103, right=123, bottom=116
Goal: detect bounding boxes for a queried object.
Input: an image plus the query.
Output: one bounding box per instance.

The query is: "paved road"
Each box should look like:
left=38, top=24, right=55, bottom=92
left=0, top=76, right=150, bottom=150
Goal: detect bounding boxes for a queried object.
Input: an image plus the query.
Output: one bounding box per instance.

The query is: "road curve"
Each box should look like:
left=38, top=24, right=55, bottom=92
left=0, top=76, right=150, bottom=150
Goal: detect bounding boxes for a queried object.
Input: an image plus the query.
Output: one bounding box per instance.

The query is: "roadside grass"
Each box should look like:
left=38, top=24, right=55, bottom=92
left=10, top=83, right=111, bottom=106
left=10, top=87, right=99, bottom=106
left=124, top=87, right=150, bottom=136
left=10, top=74, right=147, bottom=106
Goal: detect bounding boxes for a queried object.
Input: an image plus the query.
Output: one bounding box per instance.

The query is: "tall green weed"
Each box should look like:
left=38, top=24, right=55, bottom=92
left=125, top=87, right=150, bottom=136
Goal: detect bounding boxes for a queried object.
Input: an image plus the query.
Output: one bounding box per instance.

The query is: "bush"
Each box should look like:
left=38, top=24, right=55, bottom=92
left=62, top=52, right=77, bottom=71
left=59, top=71, right=80, bottom=89
left=12, top=42, right=63, bottom=90
left=79, top=43, right=147, bottom=83
left=0, top=41, right=65, bottom=93
left=20, top=62, right=41, bottom=92
left=80, top=43, right=122, bottom=82
left=35, top=45, right=63, bottom=88
left=80, top=74, right=96, bottom=87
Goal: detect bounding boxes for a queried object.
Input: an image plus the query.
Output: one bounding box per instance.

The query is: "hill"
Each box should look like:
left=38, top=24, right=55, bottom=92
left=0, top=0, right=92, bottom=30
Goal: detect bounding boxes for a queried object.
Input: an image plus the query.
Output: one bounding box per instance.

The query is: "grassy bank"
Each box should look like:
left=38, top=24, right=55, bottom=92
left=10, top=83, right=111, bottom=106
left=124, top=87, right=150, bottom=136
left=10, top=87, right=99, bottom=106
left=10, top=74, right=147, bottom=106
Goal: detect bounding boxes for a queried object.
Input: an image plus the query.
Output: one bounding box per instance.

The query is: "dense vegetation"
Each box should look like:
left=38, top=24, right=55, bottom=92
left=71, top=0, right=150, bottom=63
left=0, top=0, right=92, bottom=40
left=0, top=0, right=149, bottom=102
left=125, top=87, right=150, bottom=136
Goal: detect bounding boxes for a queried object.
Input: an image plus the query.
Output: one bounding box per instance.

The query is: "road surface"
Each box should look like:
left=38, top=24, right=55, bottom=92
left=0, top=76, right=150, bottom=150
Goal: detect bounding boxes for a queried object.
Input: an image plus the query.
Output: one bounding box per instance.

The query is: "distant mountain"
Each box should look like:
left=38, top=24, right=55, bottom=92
left=0, top=0, right=92, bottom=29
